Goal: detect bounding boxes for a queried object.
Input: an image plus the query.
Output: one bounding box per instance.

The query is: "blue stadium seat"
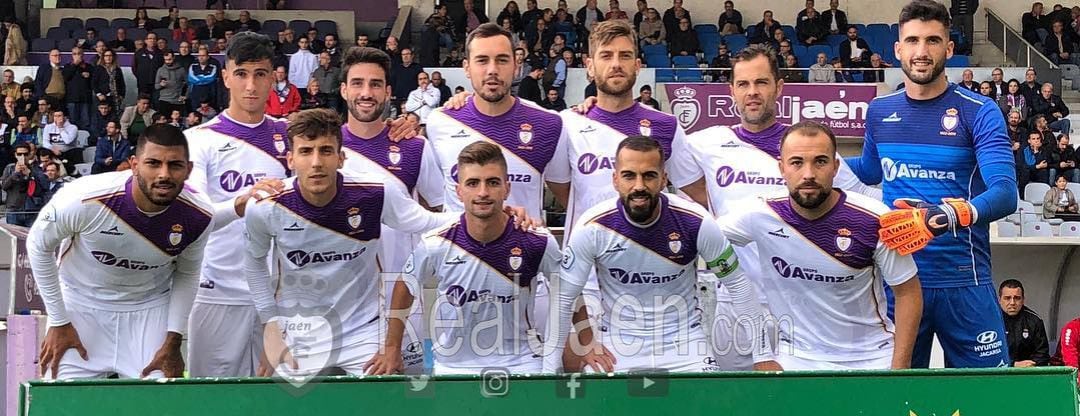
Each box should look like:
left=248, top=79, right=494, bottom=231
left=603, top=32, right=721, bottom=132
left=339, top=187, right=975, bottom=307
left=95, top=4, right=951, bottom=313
left=694, top=24, right=718, bottom=35
left=646, top=54, right=670, bottom=68
left=314, top=20, right=337, bottom=37
left=643, top=43, right=668, bottom=57
left=793, top=44, right=807, bottom=57
left=826, top=34, right=846, bottom=47
left=677, top=68, right=704, bottom=81
left=57, top=38, right=77, bottom=51
left=31, top=38, right=56, bottom=52
left=807, top=45, right=833, bottom=60
left=698, top=32, right=721, bottom=46
left=86, top=18, right=109, bottom=32
left=262, top=19, right=286, bottom=34
left=703, top=50, right=718, bottom=63
left=655, top=68, right=677, bottom=82
left=851, top=24, right=866, bottom=34
left=672, top=55, right=698, bottom=67
left=890, top=23, right=900, bottom=38
left=745, top=25, right=760, bottom=41
left=781, top=25, right=796, bottom=42
left=59, top=18, right=83, bottom=33
left=127, top=28, right=147, bottom=41
left=190, top=19, right=206, bottom=28
left=946, top=55, right=970, bottom=67
left=152, top=28, right=172, bottom=40
left=866, top=23, right=891, bottom=41
left=46, top=27, right=69, bottom=40
left=110, top=18, right=134, bottom=29
left=288, top=20, right=312, bottom=35
left=724, top=35, right=748, bottom=53
left=797, top=51, right=815, bottom=67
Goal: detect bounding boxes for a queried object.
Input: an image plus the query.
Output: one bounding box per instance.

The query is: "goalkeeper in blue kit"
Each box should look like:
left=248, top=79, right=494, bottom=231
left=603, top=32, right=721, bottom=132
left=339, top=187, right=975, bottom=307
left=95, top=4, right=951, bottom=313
left=847, top=0, right=1017, bottom=368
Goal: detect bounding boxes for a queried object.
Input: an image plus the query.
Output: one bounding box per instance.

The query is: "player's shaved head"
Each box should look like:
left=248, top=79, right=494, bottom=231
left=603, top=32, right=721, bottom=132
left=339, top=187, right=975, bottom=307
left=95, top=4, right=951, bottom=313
left=779, top=122, right=839, bottom=212
left=614, top=136, right=666, bottom=223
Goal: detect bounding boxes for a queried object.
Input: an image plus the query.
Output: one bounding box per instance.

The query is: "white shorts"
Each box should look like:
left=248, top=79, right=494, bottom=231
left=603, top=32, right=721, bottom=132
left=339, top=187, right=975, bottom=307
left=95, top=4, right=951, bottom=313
left=282, top=323, right=382, bottom=376
left=588, top=327, right=719, bottom=373
left=776, top=345, right=893, bottom=370
left=710, top=297, right=772, bottom=371
left=187, top=302, right=262, bottom=377
left=48, top=302, right=168, bottom=379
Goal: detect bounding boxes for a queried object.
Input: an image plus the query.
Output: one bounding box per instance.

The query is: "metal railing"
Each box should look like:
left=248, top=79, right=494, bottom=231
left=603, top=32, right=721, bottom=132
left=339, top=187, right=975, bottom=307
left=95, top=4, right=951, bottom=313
left=985, top=8, right=1061, bottom=92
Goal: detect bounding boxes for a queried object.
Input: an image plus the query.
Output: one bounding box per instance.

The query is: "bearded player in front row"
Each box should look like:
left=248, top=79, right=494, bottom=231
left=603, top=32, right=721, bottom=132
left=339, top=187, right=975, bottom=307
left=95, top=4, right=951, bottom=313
left=546, top=136, right=774, bottom=373
left=720, top=122, right=922, bottom=370
left=29, top=125, right=212, bottom=379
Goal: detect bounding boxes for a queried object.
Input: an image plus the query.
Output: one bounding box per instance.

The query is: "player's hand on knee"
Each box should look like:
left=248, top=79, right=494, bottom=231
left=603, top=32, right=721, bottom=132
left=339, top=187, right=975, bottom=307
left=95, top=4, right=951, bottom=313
left=262, top=321, right=299, bottom=374
left=362, top=348, right=403, bottom=375
left=879, top=198, right=973, bottom=255
left=141, top=337, right=185, bottom=378
left=504, top=205, right=543, bottom=230
left=39, top=323, right=88, bottom=379
left=751, top=360, right=783, bottom=372
left=256, top=351, right=274, bottom=377
left=571, top=96, right=598, bottom=115
left=580, top=343, right=616, bottom=373
left=443, top=91, right=472, bottom=110
left=385, top=113, right=420, bottom=142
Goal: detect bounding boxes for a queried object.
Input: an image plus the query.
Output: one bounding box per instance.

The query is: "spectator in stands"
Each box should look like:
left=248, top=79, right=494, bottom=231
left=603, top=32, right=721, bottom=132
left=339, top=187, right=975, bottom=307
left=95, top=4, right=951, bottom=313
left=15, top=84, right=32, bottom=116
left=133, top=33, right=163, bottom=99
left=1053, top=135, right=1079, bottom=182
left=1050, top=4, right=1072, bottom=27
left=998, top=279, right=1050, bottom=367
left=518, top=64, right=544, bottom=103
left=499, top=1, right=524, bottom=32
left=384, top=35, right=401, bottom=64
left=1024, top=2, right=1051, bottom=46
left=458, top=0, right=490, bottom=38
left=717, top=1, right=743, bottom=35
left=0, top=69, right=17, bottom=100
left=831, top=57, right=854, bottom=82
left=1, top=143, right=45, bottom=226
left=425, top=5, right=457, bottom=54
left=41, top=109, right=79, bottom=173
left=356, top=34, right=369, bottom=48
left=523, top=0, right=544, bottom=30
left=186, top=111, right=203, bottom=128
left=1044, top=175, right=1079, bottom=217
left=578, top=0, right=606, bottom=38
left=662, top=0, right=690, bottom=39
left=30, top=99, right=50, bottom=130
left=133, top=7, right=156, bottom=31
left=390, top=48, right=423, bottom=111
left=1022, top=130, right=1053, bottom=185
left=91, top=121, right=129, bottom=174
left=3, top=21, right=24, bottom=65
left=782, top=55, right=806, bottom=83
left=808, top=52, right=834, bottom=83
left=311, top=51, right=340, bottom=108
left=322, top=33, right=343, bottom=66
left=155, top=51, right=187, bottom=120
left=541, top=87, right=566, bottom=111
left=552, top=8, right=576, bottom=35
left=821, top=0, right=848, bottom=35
left=776, top=39, right=794, bottom=64
left=839, top=26, right=871, bottom=69
left=863, top=53, right=891, bottom=82
left=1045, top=20, right=1079, bottom=65
left=442, top=48, right=463, bottom=67
left=9, top=115, right=36, bottom=148
left=298, top=79, right=326, bottom=111
left=35, top=49, right=65, bottom=109
left=1032, top=114, right=1057, bottom=146
left=405, top=71, right=440, bottom=127
left=708, top=43, right=731, bottom=82
left=752, top=10, right=782, bottom=45
left=235, top=11, right=260, bottom=33
left=528, top=17, right=555, bottom=56
left=1020, top=68, right=1041, bottom=103
left=159, top=7, right=181, bottom=30
left=168, top=110, right=183, bottom=128
left=76, top=28, right=97, bottom=51
left=304, top=29, right=324, bottom=53
left=796, top=0, right=828, bottom=46
left=214, top=9, right=236, bottom=33
left=988, top=67, right=1006, bottom=98
left=669, top=17, right=699, bottom=57
left=511, top=48, right=527, bottom=95
left=61, top=47, right=93, bottom=130
left=1000, top=79, right=1028, bottom=118
left=978, top=81, right=994, bottom=98
left=119, top=94, right=155, bottom=141
left=173, top=17, right=197, bottom=43
left=1032, top=82, right=1071, bottom=133
left=287, top=37, right=318, bottom=95
left=770, top=27, right=792, bottom=52
left=551, top=47, right=571, bottom=98
left=108, top=28, right=135, bottom=52
left=950, top=0, right=977, bottom=54
left=175, top=41, right=194, bottom=70
left=584, top=75, right=597, bottom=98
left=88, top=101, right=116, bottom=144
left=431, top=71, right=452, bottom=106
left=151, top=112, right=169, bottom=125
left=958, top=68, right=978, bottom=91
left=134, top=38, right=146, bottom=54
left=606, top=0, right=629, bottom=21
left=639, top=7, right=665, bottom=49
left=91, top=48, right=124, bottom=113
left=267, top=65, right=300, bottom=118
left=91, top=41, right=107, bottom=66
left=632, top=0, right=648, bottom=28
left=635, top=85, right=660, bottom=110
left=1007, top=109, right=1029, bottom=150
left=198, top=14, right=226, bottom=41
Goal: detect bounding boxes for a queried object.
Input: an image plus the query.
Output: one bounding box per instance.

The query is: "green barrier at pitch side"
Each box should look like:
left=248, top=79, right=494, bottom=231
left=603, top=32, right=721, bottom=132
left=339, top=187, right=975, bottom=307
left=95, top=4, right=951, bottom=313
left=20, top=368, right=1080, bottom=415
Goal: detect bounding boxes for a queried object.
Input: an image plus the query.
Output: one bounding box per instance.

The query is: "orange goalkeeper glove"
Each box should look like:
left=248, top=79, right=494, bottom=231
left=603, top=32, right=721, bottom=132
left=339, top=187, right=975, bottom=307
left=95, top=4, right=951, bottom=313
left=878, top=198, right=974, bottom=255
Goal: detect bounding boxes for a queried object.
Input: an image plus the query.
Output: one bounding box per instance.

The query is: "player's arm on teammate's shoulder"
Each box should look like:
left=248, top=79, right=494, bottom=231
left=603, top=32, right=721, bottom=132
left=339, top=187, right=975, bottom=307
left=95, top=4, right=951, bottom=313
left=230, top=178, right=285, bottom=219
left=240, top=200, right=293, bottom=376
left=379, top=179, right=460, bottom=233
left=367, top=243, right=432, bottom=375
left=385, top=111, right=420, bottom=142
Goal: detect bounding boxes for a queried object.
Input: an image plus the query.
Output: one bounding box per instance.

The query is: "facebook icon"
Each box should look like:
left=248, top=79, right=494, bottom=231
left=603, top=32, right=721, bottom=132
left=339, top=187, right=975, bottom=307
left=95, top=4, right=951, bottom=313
left=555, top=373, right=585, bottom=399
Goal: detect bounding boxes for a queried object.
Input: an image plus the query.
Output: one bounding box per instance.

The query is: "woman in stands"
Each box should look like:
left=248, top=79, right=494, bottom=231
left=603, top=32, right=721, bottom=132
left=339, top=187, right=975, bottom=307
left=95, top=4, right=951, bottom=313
left=1043, top=175, right=1079, bottom=219
left=498, top=1, right=524, bottom=33
left=133, top=8, right=157, bottom=30
left=3, top=21, right=26, bottom=66
left=1001, top=79, right=1028, bottom=119
left=91, top=48, right=125, bottom=114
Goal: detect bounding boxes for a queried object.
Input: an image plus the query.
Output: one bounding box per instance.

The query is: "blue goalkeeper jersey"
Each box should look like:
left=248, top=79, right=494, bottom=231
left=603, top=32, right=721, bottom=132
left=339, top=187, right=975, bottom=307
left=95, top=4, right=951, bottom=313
left=847, top=83, right=1017, bottom=289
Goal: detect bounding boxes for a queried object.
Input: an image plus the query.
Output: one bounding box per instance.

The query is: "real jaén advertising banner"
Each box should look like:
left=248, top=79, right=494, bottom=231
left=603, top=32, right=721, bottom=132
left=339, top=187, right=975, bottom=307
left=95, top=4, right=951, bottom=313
left=664, top=83, right=878, bottom=136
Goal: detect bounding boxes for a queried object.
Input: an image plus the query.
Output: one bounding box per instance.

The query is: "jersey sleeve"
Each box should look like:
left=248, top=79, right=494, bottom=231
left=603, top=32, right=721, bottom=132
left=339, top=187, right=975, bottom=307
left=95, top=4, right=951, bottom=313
left=166, top=214, right=210, bottom=334
left=381, top=180, right=459, bottom=233
left=543, top=223, right=596, bottom=373
left=540, top=232, right=563, bottom=276
left=242, top=199, right=279, bottom=324
left=401, top=239, right=437, bottom=298
left=836, top=155, right=883, bottom=200
left=186, top=135, right=241, bottom=228
left=542, top=121, right=572, bottom=184
left=666, top=126, right=703, bottom=188
left=417, top=139, right=446, bottom=208
left=715, top=199, right=759, bottom=247
left=968, top=102, right=1018, bottom=225
left=873, top=241, right=918, bottom=287
left=26, top=188, right=84, bottom=328
left=846, top=116, right=883, bottom=186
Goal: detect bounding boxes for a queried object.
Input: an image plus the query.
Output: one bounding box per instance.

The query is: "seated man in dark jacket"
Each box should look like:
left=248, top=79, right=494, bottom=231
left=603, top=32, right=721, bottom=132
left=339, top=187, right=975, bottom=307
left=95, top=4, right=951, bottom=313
left=91, top=121, right=130, bottom=174
left=999, top=279, right=1050, bottom=367
left=1021, top=130, right=1054, bottom=185
left=839, top=26, right=872, bottom=68
left=1030, top=82, right=1071, bottom=134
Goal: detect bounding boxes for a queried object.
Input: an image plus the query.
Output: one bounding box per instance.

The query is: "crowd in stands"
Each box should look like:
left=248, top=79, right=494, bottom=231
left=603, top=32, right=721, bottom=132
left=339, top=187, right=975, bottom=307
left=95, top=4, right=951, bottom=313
left=1021, top=2, right=1080, bottom=66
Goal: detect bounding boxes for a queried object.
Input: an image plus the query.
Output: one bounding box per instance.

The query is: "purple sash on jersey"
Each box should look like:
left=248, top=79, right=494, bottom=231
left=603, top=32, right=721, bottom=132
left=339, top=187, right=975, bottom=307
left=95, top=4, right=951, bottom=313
left=94, top=178, right=213, bottom=256
left=273, top=173, right=384, bottom=242
left=593, top=194, right=701, bottom=266
left=341, top=126, right=425, bottom=193
left=733, top=123, right=787, bottom=160
left=766, top=191, right=878, bottom=269
left=207, top=114, right=291, bottom=174
left=438, top=215, right=548, bottom=286
left=442, top=98, right=561, bottom=173
left=587, top=104, right=678, bottom=161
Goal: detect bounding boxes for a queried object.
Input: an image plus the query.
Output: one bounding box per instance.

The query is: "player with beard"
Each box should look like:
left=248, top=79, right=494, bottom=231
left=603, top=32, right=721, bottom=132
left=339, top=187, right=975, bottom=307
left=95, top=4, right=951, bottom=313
left=337, top=46, right=444, bottom=372
left=719, top=122, right=922, bottom=370
left=545, top=136, right=767, bottom=374
left=28, top=124, right=213, bottom=379
left=846, top=0, right=1016, bottom=368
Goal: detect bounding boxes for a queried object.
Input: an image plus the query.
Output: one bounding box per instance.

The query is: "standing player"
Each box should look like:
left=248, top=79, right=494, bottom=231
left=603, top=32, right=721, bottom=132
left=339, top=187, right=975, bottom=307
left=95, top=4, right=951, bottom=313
left=546, top=136, right=770, bottom=373
left=337, top=46, right=445, bottom=371
left=720, top=122, right=922, bottom=370
left=382, top=142, right=562, bottom=375
left=244, top=109, right=465, bottom=377
left=846, top=0, right=1017, bottom=368
left=29, top=125, right=212, bottom=379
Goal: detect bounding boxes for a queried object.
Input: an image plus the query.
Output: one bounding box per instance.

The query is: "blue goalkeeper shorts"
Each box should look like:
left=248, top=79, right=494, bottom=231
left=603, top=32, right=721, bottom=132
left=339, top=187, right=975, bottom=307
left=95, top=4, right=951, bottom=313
left=888, top=284, right=1009, bottom=368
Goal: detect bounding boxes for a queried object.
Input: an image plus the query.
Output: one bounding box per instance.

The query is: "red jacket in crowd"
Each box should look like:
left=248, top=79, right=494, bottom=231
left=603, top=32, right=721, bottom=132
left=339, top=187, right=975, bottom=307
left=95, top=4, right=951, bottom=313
left=265, top=83, right=301, bottom=118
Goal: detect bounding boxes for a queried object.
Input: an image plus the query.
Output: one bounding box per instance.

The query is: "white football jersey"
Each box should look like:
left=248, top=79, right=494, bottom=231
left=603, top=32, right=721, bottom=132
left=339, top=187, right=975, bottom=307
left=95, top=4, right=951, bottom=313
left=341, top=125, right=444, bottom=272
left=27, top=171, right=214, bottom=332
left=425, top=97, right=571, bottom=218
left=243, top=170, right=458, bottom=353
left=186, top=113, right=291, bottom=305
left=557, top=104, right=699, bottom=235
left=404, top=217, right=561, bottom=370
left=719, top=190, right=917, bottom=362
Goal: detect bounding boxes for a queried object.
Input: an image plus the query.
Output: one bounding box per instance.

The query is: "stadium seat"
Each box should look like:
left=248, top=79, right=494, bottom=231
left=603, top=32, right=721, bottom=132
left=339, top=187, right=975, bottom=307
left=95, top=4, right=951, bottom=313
left=996, top=221, right=1019, bottom=237
left=945, top=55, right=969, bottom=67
left=86, top=18, right=109, bottom=32
left=31, top=38, right=56, bottom=52
left=77, top=130, right=91, bottom=149
left=645, top=54, right=670, bottom=68
left=655, top=68, right=676, bottom=82
left=1025, top=183, right=1051, bottom=205
left=826, top=34, right=846, bottom=47
left=1068, top=183, right=1080, bottom=197
left=314, top=20, right=337, bottom=37
left=745, top=25, right=759, bottom=41
left=190, top=19, right=205, bottom=28
left=699, top=32, right=721, bottom=46
left=781, top=25, right=796, bottom=42
left=866, top=23, right=891, bottom=40
left=128, top=28, right=147, bottom=41
left=74, top=163, right=91, bottom=177
left=58, top=38, right=77, bottom=51
left=263, top=19, right=286, bottom=34
left=807, top=45, right=833, bottom=60
left=288, top=20, right=312, bottom=35
left=46, top=27, right=69, bottom=41
left=153, top=28, right=172, bottom=41
left=1022, top=221, right=1053, bottom=237
left=677, top=68, right=704, bottom=81
left=851, top=24, right=866, bottom=34
left=672, top=55, right=698, bottom=67
left=1060, top=221, right=1080, bottom=237
left=59, top=18, right=83, bottom=33
left=724, top=35, right=747, bottom=53
left=694, top=24, right=718, bottom=35
left=111, top=18, right=134, bottom=29
left=81, top=145, right=95, bottom=165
